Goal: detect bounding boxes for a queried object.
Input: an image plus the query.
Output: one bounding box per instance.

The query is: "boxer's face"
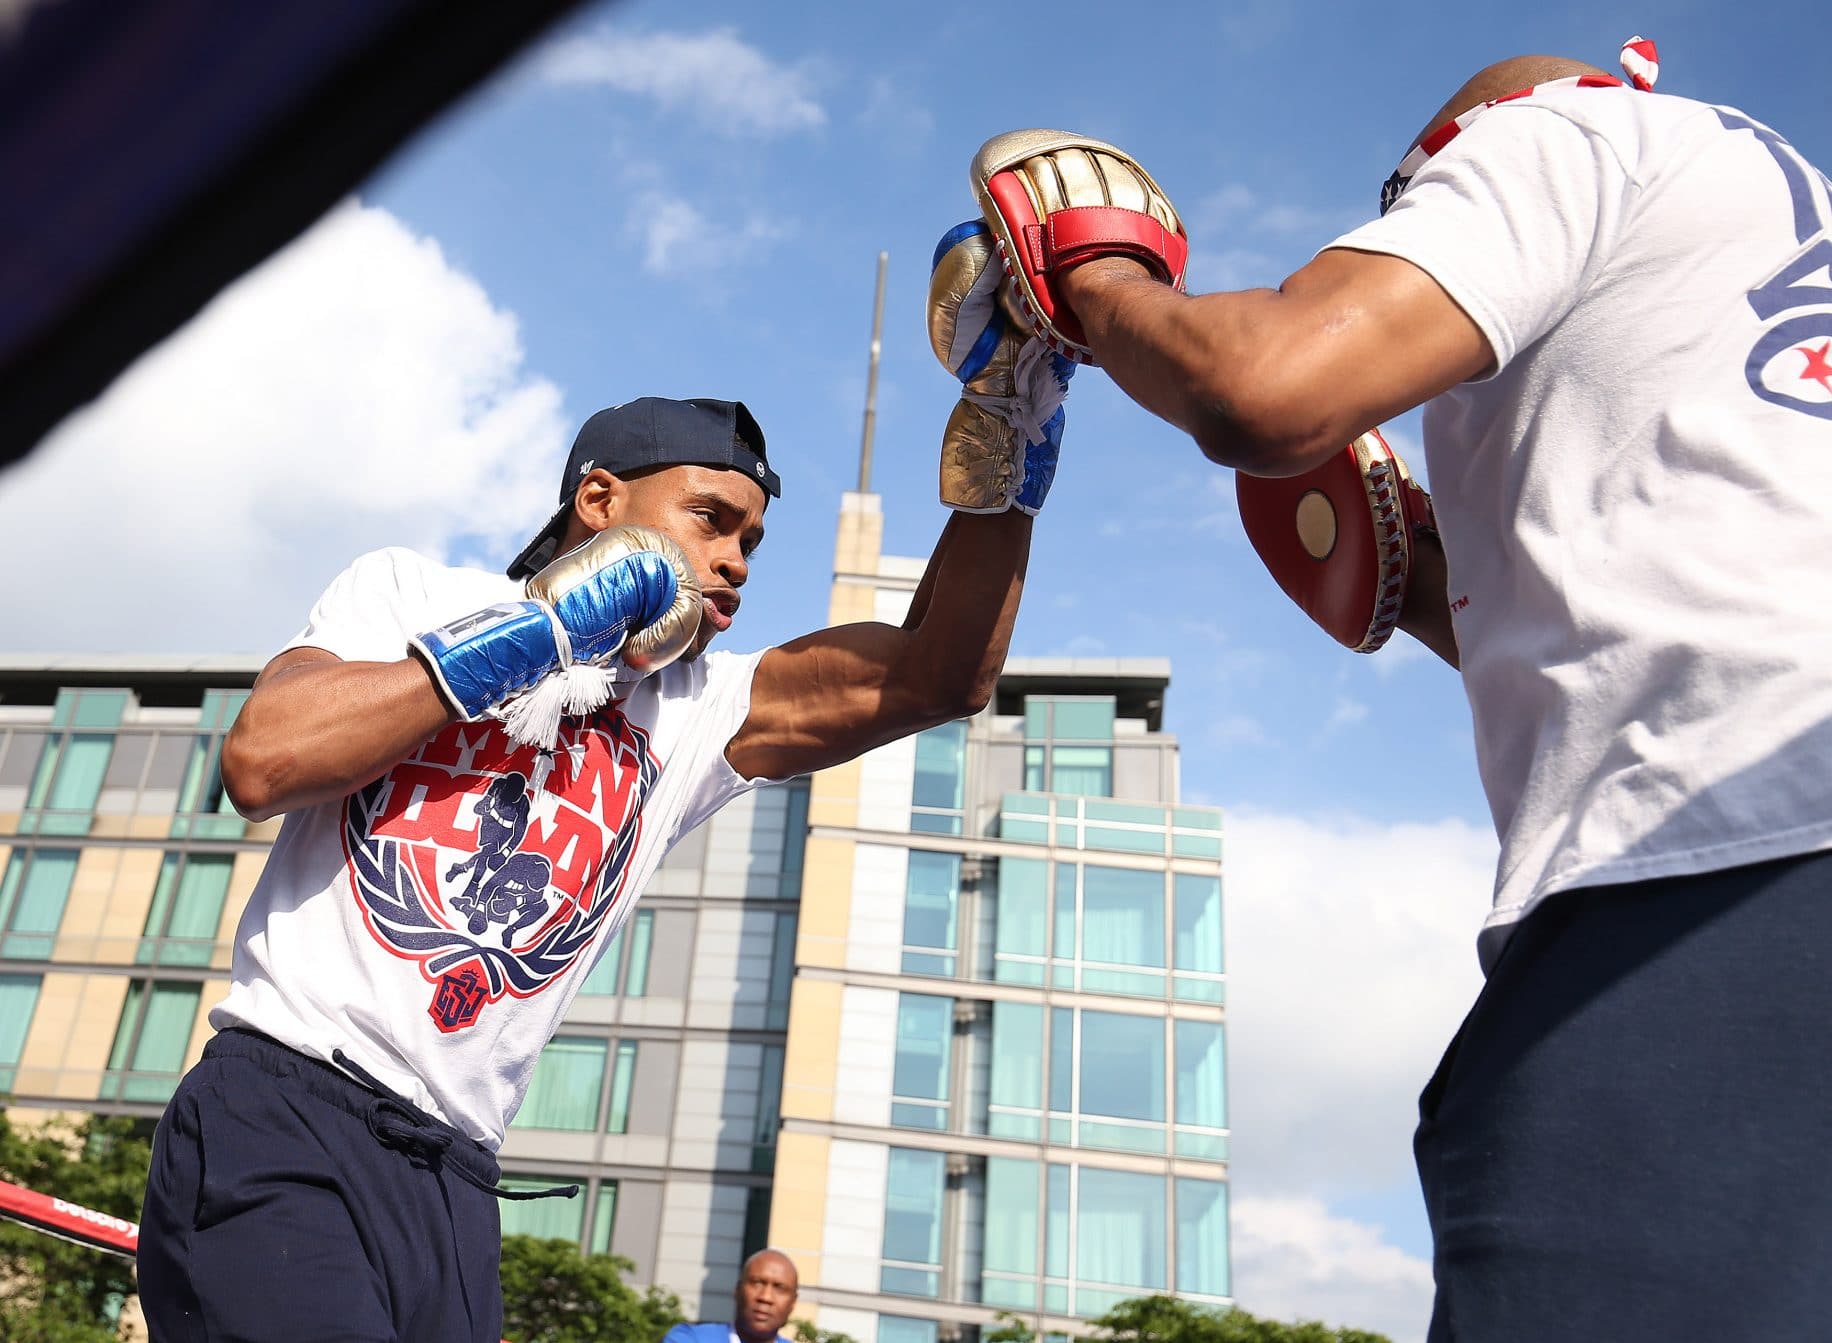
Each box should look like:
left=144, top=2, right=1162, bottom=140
left=566, top=464, right=768, bottom=659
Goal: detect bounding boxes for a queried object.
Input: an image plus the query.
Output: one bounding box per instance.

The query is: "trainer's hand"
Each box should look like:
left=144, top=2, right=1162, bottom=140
left=929, top=221, right=1075, bottom=514
left=409, top=526, right=699, bottom=720
left=971, top=129, right=1187, bottom=364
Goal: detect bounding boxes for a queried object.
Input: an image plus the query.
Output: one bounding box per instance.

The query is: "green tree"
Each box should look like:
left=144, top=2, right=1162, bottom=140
left=0, top=1109, right=155, bottom=1343
left=500, top=1234, right=686, bottom=1343
left=791, top=1320, right=860, bottom=1343
left=1089, top=1294, right=1392, bottom=1343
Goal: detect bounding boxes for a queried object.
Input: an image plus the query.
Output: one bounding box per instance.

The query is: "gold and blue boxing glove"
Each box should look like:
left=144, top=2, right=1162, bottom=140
left=928, top=220, right=1075, bottom=514
left=410, top=526, right=700, bottom=740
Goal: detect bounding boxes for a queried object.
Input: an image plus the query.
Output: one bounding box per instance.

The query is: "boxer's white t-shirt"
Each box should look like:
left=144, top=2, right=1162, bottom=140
left=1329, top=86, right=1832, bottom=966
left=212, top=548, right=775, bottom=1145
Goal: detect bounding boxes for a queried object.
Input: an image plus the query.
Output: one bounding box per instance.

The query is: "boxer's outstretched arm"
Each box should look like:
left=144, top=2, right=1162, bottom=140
left=1059, top=250, right=1493, bottom=476
left=725, top=509, right=1028, bottom=781
left=221, top=649, right=454, bottom=821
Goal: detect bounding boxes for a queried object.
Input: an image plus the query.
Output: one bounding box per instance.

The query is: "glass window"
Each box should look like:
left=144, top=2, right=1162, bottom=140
left=879, top=1317, right=939, bottom=1343
left=1081, top=865, right=1166, bottom=995
left=902, top=851, right=959, bottom=977
left=1175, top=1178, right=1230, bottom=1299
left=172, top=703, right=249, bottom=840
left=512, top=1037, right=606, bottom=1131
left=139, top=853, right=233, bottom=967
left=1023, top=745, right=1046, bottom=792
left=1076, top=1168, right=1167, bottom=1314
left=780, top=778, right=810, bottom=897
left=1174, top=874, right=1224, bottom=1002
left=1048, top=746, right=1113, bottom=798
left=911, top=722, right=967, bottom=835
left=754, top=1043, right=784, bottom=1170
left=982, top=1156, right=1040, bottom=1307
left=24, top=734, right=115, bottom=836
left=766, top=911, right=797, bottom=1029
left=577, top=923, right=626, bottom=996
left=0, top=848, right=78, bottom=960
left=988, top=1002, right=1043, bottom=1140
left=1052, top=699, right=1115, bottom=741
left=1075, top=1012, right=1165, bottom=1153
left=624, top=910, right=654, bottom=997
left=880, top=1147, right=945, bottom=1297
left=589, top=1182, right=619, bottom=1256
left=605, top=1040, right=637, bottom=1134
left=1174, top=1020, right=1228, bottom=1158
left=53, top=690, right=131, bottom=729
left=993, top=858, right=1048, bottom=985
left=891, top=993, right=952, bottom=1131
left=742, top=1185, right=773, bottom=1261
left=0, top=974, right=41, bottom=1090
left=499, top=1176, right=587, bottom=1242
left=104, top=981, right=201, bottom=1102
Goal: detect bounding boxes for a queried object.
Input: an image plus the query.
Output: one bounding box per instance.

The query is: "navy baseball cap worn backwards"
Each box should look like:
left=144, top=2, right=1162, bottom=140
left=506, top=397, right=780, bottom=579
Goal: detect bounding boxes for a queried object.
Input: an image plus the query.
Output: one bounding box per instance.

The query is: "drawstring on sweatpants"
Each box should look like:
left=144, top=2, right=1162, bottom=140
left=331, top=1048, right=579, bottom=1202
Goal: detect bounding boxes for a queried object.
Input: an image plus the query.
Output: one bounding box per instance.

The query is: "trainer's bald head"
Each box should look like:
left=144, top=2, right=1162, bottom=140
left=1411, top=56, right=1612, bottom=151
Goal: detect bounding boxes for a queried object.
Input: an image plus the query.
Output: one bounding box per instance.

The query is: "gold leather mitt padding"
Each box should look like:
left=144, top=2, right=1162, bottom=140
left=526, top=524, right=702, bottom=673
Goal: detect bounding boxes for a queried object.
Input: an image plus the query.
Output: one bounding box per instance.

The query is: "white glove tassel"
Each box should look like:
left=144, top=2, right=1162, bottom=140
left=496, top=663, right=621, bottom=751
left=960, top=336, right=1069, bottom=446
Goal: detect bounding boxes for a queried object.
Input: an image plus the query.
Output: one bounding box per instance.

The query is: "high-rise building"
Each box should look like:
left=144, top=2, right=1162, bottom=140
left=0, top=490, right=1228, bottom=1336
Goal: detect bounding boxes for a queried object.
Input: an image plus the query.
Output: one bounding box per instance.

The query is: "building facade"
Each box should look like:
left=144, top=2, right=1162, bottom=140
left=0, top=492, right=1228, bottom=1336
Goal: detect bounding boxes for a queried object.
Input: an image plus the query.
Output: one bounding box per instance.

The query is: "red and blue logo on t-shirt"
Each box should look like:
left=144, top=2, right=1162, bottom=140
left=342, top=707, right=659, bottom=1032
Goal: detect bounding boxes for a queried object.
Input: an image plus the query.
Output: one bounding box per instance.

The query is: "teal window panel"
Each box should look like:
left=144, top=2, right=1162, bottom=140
left=1176, top=1178, right=1230, bottom=1298
left=1051, top=698, right=1115, bottom=741
left=1045, top=1163, right=1071, bottom=1278
left=879, top=1317, right=940, bottom=1343
left=995, top=858, right=1048, bottom=958
left=105, top=981, right=200, bottom=1103
left=605, top=1040, right=637, bottom=1134
left=1043, top=1283, right=1070, bottom=1315
left=892, top=993, right=952, bottom=1125
left=995, top=960, right=1045, bottom=987
left=1173, top=976, right=1226, bottom=1004
left=1048, top=1008, right=1074, bottom=1113
left=765, top=912, right=796, bottom=1029
left=512, top=1036, right=606, bottom=1131
left=139, top=853, right=233, bottom=967
left=912, top=721, right=966, bottom=811
left=1049, top=966, right=1076, bottom=989
left=1079, top=968, right=1164, bottom=998
left=1023, top=699, right=1052, bottom=741
left=900, top=950, right=955, bottom=977
left=1083, top=800, right=1162, bottom=825
left=1003, top=793, right=1050, bottom=816
left=1052, top=863, right=1077, bottom=958
left=1079, top=1011, right=1165, bottom=1123
left=989, top=1111, right=1042, bottom=1141
left=1175, top=1020, right=1227, bottom=1132
left=982, top=1276, right=1037, bottom=1308
left=754, top=1043, right=785, bottom=1162
left=1076, top=1168, right=1167, bottom=1295
left=1049, top=746, right=1113, bottom=798
left=881, top=1147, right=945, bottom=1297
left=1077, top=1121, right=1165, bottom=1155
left=0, top=849, right=78, bottom=960
left=1055, top=823, right=1080, bottom=846
left=0, top=974, right=41, bottom=1090
left=990, top=1001, right=1043, bottom=1114
left=780, top=779, right=810, bottom=897
left=1174, top=874, right=1224, bottom=975
left=500, top=1176, right=587, bottom=1242
left=1001, top=818, right=1049, bottom=844
left=1082, top=865, right=1165, bottom=969
left=26, top=735, right=114, bottom=835
left=903, top=852, right=960, bottom=964
left=983, top=1155, right=1041, bottom=1278
left=1048, top=1116, right=1072, bottom=1144
left=909, top=812, right=962, bottom=835
left=1172, top=807, right=1223, bottom=831
left=577, top=924, right=625, bottom=995
left=1174, top=1132, right=1229, bottom=1160
left=53, top=690, right=130, bottom=730
left=1086, top=827, right=1165, bottom=855
left=1171, top=833, right=1222, bottom=858
left=624, top=910, right=655, bottom=998
left=589, top=1182, right=618, bottom=1255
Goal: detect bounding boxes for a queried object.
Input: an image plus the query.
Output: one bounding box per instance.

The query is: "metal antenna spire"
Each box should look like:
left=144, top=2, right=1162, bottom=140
left=857, top=251, right=888, bottom=493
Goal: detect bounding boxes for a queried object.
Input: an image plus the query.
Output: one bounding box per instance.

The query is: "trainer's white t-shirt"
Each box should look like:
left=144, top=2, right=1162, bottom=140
left=212, top=548, right=776, bottom=1146
left=1329, top=86, right=1832, bottom=967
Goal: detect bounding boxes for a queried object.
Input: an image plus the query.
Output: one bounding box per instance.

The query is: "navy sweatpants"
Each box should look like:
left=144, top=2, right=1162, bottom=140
left=138, top=1029, right=505, bottom=1343
left=1419, top=849, right=1832, bottom=1341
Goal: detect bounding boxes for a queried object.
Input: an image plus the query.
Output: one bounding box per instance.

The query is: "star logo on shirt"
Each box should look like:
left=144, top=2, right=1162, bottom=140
left=1796, top=340, right=1832, bottom=393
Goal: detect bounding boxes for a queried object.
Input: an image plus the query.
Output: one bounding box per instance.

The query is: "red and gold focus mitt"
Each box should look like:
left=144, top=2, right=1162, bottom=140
left=971, top=130, right=1188, bottom=365
left=1236, top=429, right=1437, bottom=653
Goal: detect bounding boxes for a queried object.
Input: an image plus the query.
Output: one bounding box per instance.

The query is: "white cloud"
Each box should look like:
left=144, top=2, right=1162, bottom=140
left=1222, top=808, right=1495, bottom=1197
left=859, top=75, right=935, bottom=147
left=1325, top=697, right=1369, bottom=732
left=627, top=188, right=787, bottom=279
left=0, top=201, right=567, bottom=654
left=1232, top=1195, right=1435, bottom=1343
left=540, top=26, right=825, bottom=136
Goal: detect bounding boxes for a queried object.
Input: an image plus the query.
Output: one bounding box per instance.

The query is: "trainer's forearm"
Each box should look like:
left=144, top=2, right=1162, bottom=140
left=1062, top=260, right=1325, bottom=473
left=222, top=656, right=455, bottom=821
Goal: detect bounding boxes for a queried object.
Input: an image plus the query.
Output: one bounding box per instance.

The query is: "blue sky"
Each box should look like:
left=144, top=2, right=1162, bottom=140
left=4, top=2, right=1826, bottom=1337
